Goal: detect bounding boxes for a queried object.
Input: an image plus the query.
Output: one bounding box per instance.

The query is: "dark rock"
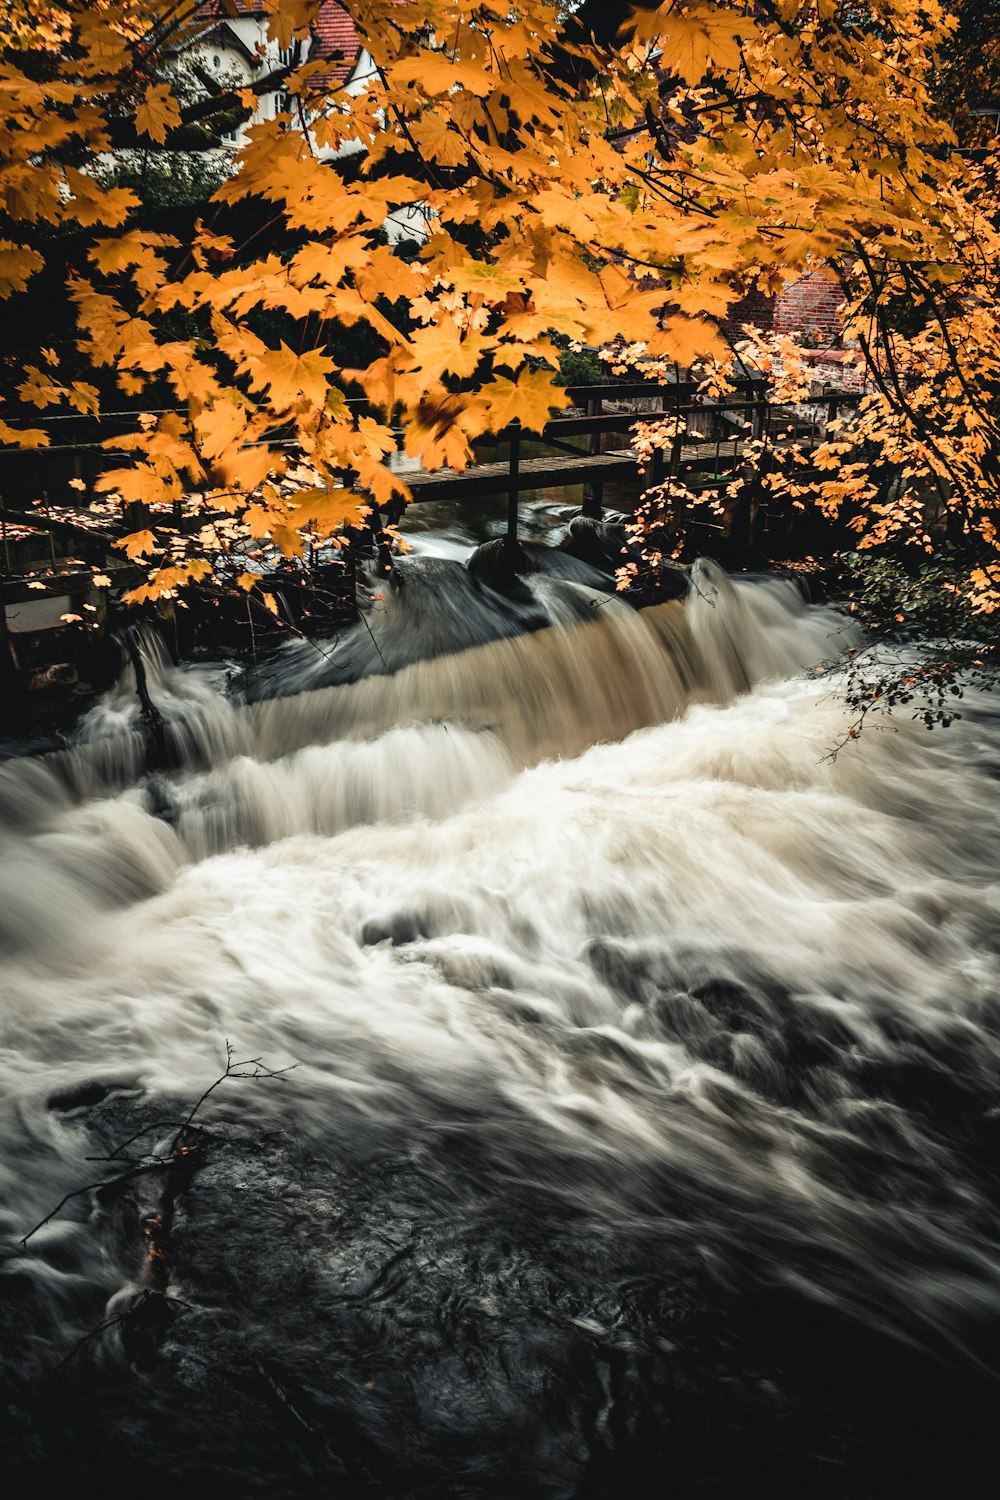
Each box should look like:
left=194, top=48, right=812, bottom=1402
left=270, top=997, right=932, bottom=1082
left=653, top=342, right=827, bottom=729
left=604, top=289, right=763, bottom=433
left=563, top=515, right=629, bottom=574
left=46, top=1079, right=134, bottom=1112
left=467, top=537, right=537, bottom=595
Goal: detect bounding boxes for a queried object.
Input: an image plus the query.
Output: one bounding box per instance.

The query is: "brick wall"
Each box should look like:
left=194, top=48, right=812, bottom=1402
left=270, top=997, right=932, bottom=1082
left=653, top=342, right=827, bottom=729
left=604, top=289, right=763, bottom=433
left=800, top=349, right=866, bottom=393
left=722, top=285, right=776, bottom=339
left=772, top=270, right=844, bottom=339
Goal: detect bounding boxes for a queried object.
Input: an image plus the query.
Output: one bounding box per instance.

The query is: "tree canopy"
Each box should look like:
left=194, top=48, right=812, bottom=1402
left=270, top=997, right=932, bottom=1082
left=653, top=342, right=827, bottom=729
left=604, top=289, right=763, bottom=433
left=1, top=1, right=998, bottom=613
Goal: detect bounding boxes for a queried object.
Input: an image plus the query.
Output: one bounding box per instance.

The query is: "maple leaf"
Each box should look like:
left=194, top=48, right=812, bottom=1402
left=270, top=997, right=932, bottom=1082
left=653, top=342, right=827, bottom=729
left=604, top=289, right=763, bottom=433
left=648, top=315, right=726, bottom=365
left=244, top=503, right=279, bottom=539
left=17, top=365, right=69, bottom=408
left=391, top=56, right=495, bottom=99
left=269, top=523, right=305, bottom=558
left=0, top=419, right=48, bottom=448
left=261, top=0, right=316, bottom=51
left=116, top=529, right=157, bottom=561
left=0, top=239, right=44, bottom=297
left=193, top=401, right=250, bottom=462
left=288, top=487, right=371, bottom=536
left=404, top=323, right=487, bottom=381
left=193, top=220, right=235, bottom=267
left=355, top=415, right=397, bottom=459
left=89, top=231, right=178, bottom=279
left=134, top=83, right=182, bottom=144
left=253, top=345, right=336, bottom=413
left=68, top=382, right=100, bottom=416
left=406, top=414, right=477, bottom=472
left=476, top=370, right=571, bottom=435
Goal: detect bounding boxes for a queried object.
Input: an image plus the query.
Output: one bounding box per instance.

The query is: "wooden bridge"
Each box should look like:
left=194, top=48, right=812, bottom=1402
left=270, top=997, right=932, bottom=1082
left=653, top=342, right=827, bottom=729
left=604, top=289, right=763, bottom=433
left=1, top=376, right=862, bottom=562
left=400, top=379, right=862, bottom=545
left=0, top=376, right=862, bottom=698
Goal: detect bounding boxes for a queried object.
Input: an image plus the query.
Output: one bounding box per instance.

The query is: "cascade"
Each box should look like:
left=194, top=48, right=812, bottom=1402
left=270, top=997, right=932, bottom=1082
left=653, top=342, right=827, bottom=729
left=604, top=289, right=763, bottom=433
left=2, top=560, right=998, bottom=1499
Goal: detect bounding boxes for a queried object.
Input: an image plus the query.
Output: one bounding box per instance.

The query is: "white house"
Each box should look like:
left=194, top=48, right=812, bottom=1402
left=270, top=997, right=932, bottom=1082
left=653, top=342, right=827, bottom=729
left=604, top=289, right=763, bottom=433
left=182, top=2, right=426, bottom=242
left=188, top=0, right=368, bottom=144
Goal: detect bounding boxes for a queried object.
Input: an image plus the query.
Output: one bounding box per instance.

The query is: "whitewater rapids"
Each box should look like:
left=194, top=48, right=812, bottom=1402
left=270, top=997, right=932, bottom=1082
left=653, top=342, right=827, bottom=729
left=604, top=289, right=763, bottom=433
left=2, top=563, right=999, bottom=1498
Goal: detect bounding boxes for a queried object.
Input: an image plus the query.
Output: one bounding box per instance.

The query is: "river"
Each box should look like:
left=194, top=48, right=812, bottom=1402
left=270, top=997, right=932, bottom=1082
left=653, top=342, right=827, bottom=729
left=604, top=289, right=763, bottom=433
left=1, top=551, right=999, bottom=1498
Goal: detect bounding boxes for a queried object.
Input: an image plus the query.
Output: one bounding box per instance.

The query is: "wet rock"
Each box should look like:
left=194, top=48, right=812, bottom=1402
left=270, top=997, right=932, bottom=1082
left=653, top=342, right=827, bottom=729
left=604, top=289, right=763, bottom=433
left=361, top=910, right=433, bottom=947
left=467, top=537, right=538, bottom=596
left=562, top=516, right=629, bottom=575
left=46, top=1079, right=134, bottom=1112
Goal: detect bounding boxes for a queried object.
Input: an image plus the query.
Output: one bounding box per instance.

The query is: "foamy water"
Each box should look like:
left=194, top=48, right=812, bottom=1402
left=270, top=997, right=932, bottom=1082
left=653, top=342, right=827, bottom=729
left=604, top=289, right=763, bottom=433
left=2, top=564, right=998, bottom=1494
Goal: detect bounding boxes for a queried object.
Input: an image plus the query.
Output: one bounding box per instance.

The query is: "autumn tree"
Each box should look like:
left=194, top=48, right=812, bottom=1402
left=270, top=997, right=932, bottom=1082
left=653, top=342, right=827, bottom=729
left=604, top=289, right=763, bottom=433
left=1, top=0, right=997, bottom=621
left=938, top=0, right=1000, bottom=139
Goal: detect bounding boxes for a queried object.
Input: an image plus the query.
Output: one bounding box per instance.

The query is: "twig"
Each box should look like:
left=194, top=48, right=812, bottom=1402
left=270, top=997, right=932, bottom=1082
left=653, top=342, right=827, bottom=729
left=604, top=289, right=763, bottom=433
left=20, top=1040, right=296, bottom=1248
left=19, top=1164, right=164, bottom=1248
left=168, top=1039, right=295, bottom=1156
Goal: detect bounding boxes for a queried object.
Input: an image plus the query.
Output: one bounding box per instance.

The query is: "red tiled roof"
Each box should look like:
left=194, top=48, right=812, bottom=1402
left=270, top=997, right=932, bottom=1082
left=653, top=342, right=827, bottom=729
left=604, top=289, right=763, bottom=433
left=194, top=2, right=360, bottom=83
left=312, top=2, right=361, bottom=81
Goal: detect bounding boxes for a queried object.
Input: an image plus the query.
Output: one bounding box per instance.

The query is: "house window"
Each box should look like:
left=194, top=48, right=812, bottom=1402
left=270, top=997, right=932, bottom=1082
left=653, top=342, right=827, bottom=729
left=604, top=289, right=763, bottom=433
left=970, top=107, right=1000, bottom=136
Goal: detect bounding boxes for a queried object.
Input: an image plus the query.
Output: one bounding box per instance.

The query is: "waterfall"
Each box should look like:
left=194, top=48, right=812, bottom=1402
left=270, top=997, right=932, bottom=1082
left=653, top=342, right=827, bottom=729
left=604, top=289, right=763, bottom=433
left=2, top=562, right=997, bottom=1499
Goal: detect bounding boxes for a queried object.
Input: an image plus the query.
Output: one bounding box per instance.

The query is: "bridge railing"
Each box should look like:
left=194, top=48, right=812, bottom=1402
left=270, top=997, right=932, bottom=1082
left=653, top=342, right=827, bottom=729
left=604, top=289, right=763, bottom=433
left=0, top=381, right=864, bottom=563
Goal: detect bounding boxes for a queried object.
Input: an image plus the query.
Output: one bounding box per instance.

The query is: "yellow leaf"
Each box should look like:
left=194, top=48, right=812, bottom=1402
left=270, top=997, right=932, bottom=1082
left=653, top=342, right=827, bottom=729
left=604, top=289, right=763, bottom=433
left=476, top=370, right=570, bottom=435
left=116, top=529, right=157, bottom=561
left=88, top=230, right=178, bottom=281
left=262, top=0, right=316, bottom=51
left=630, top=8, right=749, bottom=83
left=269, top=523, right=305, bottom=559
left=194, top=400, right=250, bottom=462
left=18, top=365, right=67, bottom=408
left=0, top=239, right=44, bottom=297
left=404, top=322, right=486, bottom=381
left=134, top=83, right=182, bottom=145
left=647, top=314, right=725, bottom=365
left=252, top=344, right=336, bottom=413
left=236, top=571, right=262, bottom=591
left=0, top=418, right=48, bottom=448
left=288, top=487, right=371, bottom=536
left=391, top=55, right=495, bottom=99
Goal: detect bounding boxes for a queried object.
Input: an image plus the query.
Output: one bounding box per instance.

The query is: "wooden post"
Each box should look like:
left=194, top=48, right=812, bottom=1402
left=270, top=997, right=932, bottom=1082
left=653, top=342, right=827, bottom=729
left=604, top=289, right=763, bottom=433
left=583, top=478, right=605, bottom=519
left=669, top=378, right=684, bottom=479
left=506, top=420, right=521, bottom=550
left=751, top=379, right=766, bottom=441
left=43, top=490, right=56, bottom=566
left=582, top=394, right=604, bottom=518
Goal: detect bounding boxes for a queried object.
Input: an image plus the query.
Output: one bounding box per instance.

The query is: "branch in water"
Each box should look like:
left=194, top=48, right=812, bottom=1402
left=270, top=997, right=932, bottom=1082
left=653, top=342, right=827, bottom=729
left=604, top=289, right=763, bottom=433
left=20, top=1039, right=297, bottom=1248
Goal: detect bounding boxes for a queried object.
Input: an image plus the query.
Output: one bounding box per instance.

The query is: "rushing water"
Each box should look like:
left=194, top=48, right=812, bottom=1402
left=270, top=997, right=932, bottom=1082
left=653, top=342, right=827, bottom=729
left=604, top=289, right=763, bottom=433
left=2, top=560, right=1000, bottom=1498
